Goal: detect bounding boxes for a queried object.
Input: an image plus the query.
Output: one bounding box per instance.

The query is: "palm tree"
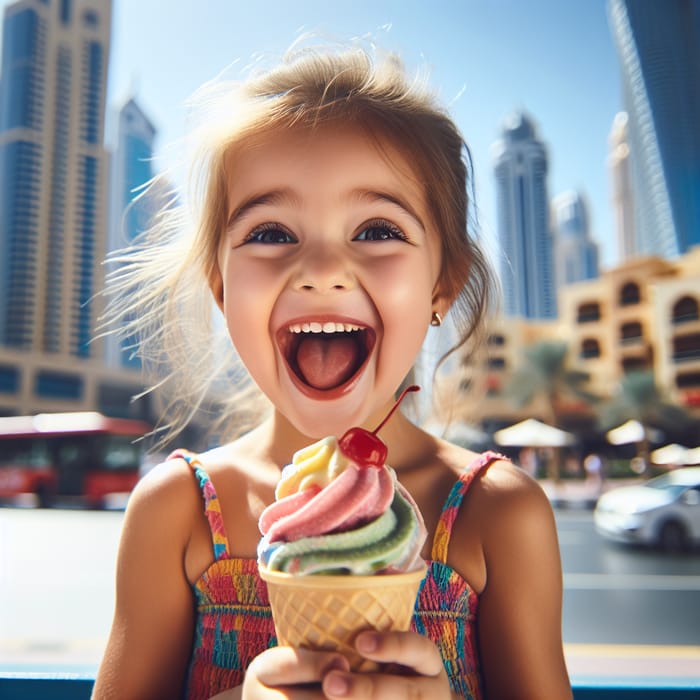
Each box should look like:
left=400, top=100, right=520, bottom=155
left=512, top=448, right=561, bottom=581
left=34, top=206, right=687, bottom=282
left=507, top=340, right=599, bottom=423
left=505, top=340, right=599, bottom=478
left=599, top=370, right=694, bottom=477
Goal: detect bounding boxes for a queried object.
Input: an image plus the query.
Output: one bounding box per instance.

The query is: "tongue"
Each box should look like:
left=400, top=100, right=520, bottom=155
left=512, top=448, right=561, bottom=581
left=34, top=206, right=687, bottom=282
left=296, top=334, right=360, bottom=390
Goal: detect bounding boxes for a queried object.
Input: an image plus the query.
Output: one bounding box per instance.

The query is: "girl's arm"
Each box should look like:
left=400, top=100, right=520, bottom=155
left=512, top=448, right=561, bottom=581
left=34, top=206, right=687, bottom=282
left=92, top=462, right=199, bottom=700
left=471, top=462, right=573, bottom=699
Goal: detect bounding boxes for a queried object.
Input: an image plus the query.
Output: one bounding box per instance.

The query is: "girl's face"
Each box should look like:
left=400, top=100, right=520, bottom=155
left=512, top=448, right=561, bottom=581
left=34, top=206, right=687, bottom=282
left=216, top=124, right=445, bottom=438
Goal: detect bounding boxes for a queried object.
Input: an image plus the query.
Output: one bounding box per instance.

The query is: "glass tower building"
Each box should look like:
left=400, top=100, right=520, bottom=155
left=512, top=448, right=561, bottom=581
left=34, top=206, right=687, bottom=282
left=608, top=112, right=637, bottom=262
left=493, top=111, right=556, bottom=319
left=0, top=0, right=111, bottom=358
left=552, top=190, right=600, bottom=288
left=608, top=0, right=700, bottom=258
left=106, top=98, right=157, bottom=370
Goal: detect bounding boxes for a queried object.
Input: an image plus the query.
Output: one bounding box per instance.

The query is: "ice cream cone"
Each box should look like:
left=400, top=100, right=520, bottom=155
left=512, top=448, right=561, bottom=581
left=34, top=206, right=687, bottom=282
left=259, top=564, right=427, bottom=671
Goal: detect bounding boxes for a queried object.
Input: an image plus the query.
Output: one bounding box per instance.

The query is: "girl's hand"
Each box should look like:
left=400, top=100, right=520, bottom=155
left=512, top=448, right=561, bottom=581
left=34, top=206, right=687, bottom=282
left=322, top=630, right=454, bottom=700
left=241, top=646, right=350, bottom=699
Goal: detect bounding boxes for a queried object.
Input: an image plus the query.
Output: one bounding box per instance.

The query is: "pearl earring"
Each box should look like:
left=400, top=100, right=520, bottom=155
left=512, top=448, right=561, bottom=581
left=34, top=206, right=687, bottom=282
left=431, top=311, right=442, bottom=327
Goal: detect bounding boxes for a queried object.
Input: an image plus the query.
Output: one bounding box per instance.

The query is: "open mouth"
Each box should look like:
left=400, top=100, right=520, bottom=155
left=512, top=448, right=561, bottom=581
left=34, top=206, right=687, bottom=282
left=278, top=321, right=375, bottom=392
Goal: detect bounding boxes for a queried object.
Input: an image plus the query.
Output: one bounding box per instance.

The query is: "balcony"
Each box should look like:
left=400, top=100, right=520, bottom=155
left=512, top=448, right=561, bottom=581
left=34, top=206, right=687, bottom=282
left=580, top=338, right=601, bottom=359
left=577, top=302, right=601, bottom=324
left=673, top=349, right=700, bottom=364
left=672, top=296, right=699, bottom=326
left=672, top=334, right=700, bottom=364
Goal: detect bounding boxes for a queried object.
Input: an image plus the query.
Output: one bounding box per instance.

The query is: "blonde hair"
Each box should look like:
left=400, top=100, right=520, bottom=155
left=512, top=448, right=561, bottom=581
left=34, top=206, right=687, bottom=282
left=103, top=43, right=496, bottom=446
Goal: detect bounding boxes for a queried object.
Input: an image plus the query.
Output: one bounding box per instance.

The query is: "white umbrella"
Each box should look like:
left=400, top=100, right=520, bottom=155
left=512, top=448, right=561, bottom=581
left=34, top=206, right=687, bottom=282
left=494, top=418, right=575, bottom=448
left=650, top=443, right=691, bottom=466
left=683, top=447, right=700, bottom=465
left=606, top=419, right=663, bottom=446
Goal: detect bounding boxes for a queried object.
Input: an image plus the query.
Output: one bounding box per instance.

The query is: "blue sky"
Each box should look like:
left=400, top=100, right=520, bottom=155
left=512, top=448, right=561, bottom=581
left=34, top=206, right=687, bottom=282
left=3, top=0, right=623, bottom=268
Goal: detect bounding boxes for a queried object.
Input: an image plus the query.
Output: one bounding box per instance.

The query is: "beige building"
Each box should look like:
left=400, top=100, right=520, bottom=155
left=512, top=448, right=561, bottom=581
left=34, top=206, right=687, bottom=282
left=446, top=246, right=700, bottom=432
left=0, top=346, right=150, bottom=419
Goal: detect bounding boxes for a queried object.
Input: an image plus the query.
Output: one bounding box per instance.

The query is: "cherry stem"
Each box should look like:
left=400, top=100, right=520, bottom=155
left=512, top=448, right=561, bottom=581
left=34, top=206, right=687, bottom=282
left=371, top=385, right=420, bottom=436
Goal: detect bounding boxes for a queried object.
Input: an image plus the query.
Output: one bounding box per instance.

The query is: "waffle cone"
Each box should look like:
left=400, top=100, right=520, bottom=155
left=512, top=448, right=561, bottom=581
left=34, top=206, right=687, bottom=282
left=259, top=564, right=427, bottom=671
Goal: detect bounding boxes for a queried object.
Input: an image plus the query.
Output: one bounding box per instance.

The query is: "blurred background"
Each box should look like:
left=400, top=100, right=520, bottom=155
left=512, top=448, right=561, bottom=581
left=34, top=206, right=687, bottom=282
left=0, top=0, right=699, bottom=690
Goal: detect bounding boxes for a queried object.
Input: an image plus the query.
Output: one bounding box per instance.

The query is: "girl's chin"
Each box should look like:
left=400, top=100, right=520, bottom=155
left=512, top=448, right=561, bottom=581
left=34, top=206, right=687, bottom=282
left=277, top=364, right=379, bottom=437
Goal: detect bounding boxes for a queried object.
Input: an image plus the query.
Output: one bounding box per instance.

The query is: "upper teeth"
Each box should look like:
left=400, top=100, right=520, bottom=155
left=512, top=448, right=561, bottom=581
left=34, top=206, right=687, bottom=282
left=288, top=322, right=363, bottom=334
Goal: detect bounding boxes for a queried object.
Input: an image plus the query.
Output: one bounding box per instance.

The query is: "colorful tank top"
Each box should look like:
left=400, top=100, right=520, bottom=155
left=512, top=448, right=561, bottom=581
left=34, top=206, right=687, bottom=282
left=174, top=450, right=503, bottom=700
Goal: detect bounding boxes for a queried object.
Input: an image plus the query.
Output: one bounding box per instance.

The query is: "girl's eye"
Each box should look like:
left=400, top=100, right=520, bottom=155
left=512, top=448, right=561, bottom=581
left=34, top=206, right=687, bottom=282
left=354, top=221, right=408, bottom=242
left=244, top=223, right=297, bottom=244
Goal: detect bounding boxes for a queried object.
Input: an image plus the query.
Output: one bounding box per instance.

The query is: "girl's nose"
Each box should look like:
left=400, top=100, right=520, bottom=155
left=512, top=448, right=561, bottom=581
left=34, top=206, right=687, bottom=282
left=293, top=245, right=356, bottom=293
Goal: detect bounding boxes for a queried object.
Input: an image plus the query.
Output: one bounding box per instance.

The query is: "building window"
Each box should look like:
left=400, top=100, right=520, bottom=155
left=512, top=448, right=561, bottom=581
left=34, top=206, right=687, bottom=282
left=620, top=321, right=643, bottom=344
left=60, top=0, right=71, bottom=24
left=619, top=281, right=641, bottom=306
left=82, top=9, right=99, bottom=27
left=83, top=41, right=103, bottom=144
left=487, top=356, right=506, bottom=370
left=34, top=370, right=83, bottom=400
left=672, top=296, right=699, bottom=324
left=0, top=9, right=39, bottom=130
left=580, top=338, right=600, bottom=359
left=97, top=383, right=147, bottom=419
left=577, top=302, right=600, bottom=323
left=676, top=371, right=700, bottom=389
left=0, top=365, right=20, bottom=394
left=0, top=139, right=41, bottom=349
left=673, top=333, right=700, bottom=363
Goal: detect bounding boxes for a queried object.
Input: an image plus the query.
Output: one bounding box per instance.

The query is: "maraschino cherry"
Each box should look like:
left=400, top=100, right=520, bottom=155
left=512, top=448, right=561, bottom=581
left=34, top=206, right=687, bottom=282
left=338, top=385, right=420, bottom=468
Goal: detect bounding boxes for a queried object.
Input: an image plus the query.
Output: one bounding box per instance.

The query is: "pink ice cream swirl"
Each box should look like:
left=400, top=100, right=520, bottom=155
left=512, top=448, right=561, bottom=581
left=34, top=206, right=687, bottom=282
left=259, top=463, right=394, bottom=543
left=257, top=436, right=427, bottom=575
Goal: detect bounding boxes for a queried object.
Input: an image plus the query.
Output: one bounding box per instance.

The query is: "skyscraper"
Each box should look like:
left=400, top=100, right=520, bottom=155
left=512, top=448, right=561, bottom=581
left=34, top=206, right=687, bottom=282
left=608, top=0, right=700, bottom=258
left=551, top=190, right=600, bottom=287
left=106, top=97, right=157, bottom=370
left=0, top=0, right=111, bottom=359
left=608, top=111, right=636, bottom=261
left=493, top=111, right=556, bottom=319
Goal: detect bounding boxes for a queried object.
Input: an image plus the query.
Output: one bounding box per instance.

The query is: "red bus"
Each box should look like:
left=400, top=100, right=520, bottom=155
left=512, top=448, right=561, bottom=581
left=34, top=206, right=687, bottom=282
left=0, top=412, right=151, bottom=507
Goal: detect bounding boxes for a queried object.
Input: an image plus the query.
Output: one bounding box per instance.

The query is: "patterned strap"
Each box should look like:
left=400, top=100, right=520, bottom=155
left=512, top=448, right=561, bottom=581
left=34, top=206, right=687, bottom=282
left=430, top=451, right=505, bottom=563
left=169, top=449, right=231, bottom=561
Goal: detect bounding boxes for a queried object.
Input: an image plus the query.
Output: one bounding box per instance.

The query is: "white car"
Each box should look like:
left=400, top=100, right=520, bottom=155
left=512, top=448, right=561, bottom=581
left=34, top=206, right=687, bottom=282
left=594, top=467, right=700, bottom=551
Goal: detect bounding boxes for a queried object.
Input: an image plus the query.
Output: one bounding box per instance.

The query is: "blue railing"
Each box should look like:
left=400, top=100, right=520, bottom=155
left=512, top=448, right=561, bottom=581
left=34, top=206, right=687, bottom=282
left=0, top=674, right=698, bottom=699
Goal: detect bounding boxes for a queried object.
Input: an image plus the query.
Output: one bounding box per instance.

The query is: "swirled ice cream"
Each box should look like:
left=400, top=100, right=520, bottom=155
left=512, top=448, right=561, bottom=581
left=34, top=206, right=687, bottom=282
left=257, top=403, right=427, bottom=576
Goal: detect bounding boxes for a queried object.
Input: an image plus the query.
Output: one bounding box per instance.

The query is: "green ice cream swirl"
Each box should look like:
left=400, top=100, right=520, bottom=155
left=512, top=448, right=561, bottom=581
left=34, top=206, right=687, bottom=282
left=261, top=489, right=422, bottom=575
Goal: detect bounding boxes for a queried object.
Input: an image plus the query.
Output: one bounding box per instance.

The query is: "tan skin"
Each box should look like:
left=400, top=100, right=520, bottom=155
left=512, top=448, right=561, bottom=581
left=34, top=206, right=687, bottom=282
left=93, top=125, right=571, bottom=699
left=93, top=408, right=571, bottom=700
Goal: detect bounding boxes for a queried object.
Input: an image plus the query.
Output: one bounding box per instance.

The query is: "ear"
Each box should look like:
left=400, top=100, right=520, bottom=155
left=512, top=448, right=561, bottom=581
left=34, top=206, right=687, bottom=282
left=209, top=268, right=225, bottom=311
left=431, top=281, right=457, bottom=320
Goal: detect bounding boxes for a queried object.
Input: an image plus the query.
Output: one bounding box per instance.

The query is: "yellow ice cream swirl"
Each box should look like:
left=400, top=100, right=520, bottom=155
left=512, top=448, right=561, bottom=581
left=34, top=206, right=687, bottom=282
left=275, top=436, right=349, bottom=499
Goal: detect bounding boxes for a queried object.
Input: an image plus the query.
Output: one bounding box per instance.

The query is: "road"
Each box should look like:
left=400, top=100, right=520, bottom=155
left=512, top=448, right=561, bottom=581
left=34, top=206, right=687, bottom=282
left=1, top=506, right=699, bottom=686
left=556, top=509, right=700, bottom=685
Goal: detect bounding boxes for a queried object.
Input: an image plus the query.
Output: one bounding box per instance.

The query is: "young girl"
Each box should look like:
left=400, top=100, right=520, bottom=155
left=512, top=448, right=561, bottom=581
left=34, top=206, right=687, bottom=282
left=93, top=44, right=572, bottom=700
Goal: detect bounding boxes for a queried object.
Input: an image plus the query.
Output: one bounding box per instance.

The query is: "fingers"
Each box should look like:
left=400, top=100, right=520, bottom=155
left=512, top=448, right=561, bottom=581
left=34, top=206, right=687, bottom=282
left=245, top=646, right=349, bottom=698
left=322, top=667, right=450, bottom=700
left=321, top=631, right=450, bottom=700
left=354, top=630, right=444, bottom=676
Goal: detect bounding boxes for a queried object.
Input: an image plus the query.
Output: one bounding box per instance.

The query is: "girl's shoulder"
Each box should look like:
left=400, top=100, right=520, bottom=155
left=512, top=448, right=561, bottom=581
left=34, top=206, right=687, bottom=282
left=125, top=452, right=205, bottom=543
left=133, top=451, right=200, bottom=507
left=450, top=449, right=558, bottom=570
left=459, top=450, right=553, bottom=529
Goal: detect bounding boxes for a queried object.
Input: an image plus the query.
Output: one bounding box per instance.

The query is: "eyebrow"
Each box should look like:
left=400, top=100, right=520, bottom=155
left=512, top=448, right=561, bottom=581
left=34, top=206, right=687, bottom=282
left=353, top=189, right=426, bottom=231
left=226, top=187, right=426, bottom=232
left=226, top=189, right=300, bottom=230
